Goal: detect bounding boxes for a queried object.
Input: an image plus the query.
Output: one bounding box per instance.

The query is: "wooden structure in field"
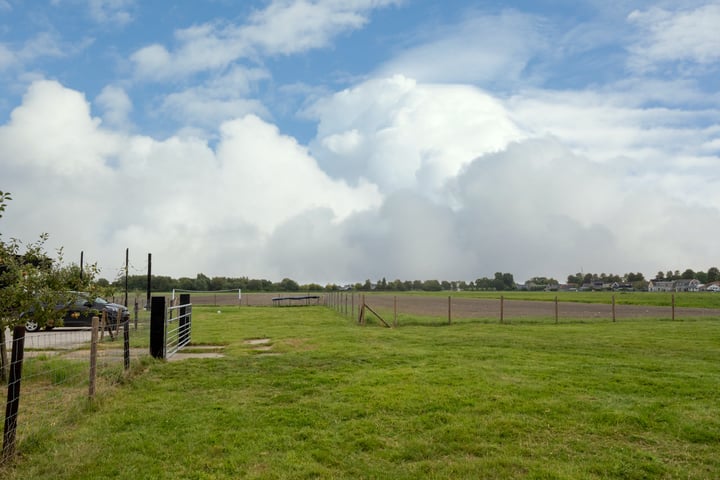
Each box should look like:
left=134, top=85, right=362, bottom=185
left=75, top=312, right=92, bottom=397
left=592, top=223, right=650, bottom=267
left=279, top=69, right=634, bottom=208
left=271, top=295, right=321, bottom=307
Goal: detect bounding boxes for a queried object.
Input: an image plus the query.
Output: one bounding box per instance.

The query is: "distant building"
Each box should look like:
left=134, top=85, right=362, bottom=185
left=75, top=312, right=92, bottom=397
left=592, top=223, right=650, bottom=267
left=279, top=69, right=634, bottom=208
left=673, top=279, right=700, bottom=292
left=648, top=280, right=675, bottom=292
left=647, top=279, right=700, bottom=292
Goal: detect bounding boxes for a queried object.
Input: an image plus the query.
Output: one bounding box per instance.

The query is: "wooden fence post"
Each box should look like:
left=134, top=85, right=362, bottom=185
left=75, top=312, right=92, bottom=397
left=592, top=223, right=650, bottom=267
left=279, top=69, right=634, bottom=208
left=2, top=326, right=26, bottom=462
left=394, top=296, right=398, bottom=328
left=359, top=295, right=366, bottom=325
left=500, top=296, right=504, bottom=324
left=89, top=316, right=99, bottom=399
left=0, top=328, right=7, bottom=383
left=123, top=320, right=130, bottom=370
left=672, top=294, right=675, bottom=321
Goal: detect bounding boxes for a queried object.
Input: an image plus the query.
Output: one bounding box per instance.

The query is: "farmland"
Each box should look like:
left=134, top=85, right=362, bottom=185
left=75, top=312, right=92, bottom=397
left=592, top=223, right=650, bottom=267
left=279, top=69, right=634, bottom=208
left=181, top=290, right=720, bottom=322
left=2, top=301, right=719, bottom=479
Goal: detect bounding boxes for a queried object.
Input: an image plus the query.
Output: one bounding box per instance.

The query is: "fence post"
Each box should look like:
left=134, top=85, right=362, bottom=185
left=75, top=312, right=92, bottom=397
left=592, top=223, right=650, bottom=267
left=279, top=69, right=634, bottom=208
left=500, top=296, right=504, bottom=324
left=2, top=326, right=26, bottom=462
left=89, top=316, right=99, bottom=399
left=672, top=294, right=675, bottom=321
left=555, top=296, right=559, bottom=324
left=0, top=329, right=7, bottom=384
left=123, top=320, right=130, bottom=370
left=359, top=295, right=366, bottom=325
left=150, top=296, right=166, bottom=359
left=394, top=296, right=398, bottom=328
left=134, top=299, right=139, bottom=331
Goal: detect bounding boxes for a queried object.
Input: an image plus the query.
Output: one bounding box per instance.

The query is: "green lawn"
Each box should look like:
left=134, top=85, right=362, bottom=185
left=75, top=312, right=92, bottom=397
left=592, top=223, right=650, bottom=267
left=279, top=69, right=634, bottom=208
left=2, top=306, right=719, bottom=479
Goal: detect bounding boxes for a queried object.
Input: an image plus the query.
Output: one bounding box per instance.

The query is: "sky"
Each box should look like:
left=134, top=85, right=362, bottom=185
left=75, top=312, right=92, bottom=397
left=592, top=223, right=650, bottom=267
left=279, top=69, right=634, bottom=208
left=0, top=0, right=719, bottom=285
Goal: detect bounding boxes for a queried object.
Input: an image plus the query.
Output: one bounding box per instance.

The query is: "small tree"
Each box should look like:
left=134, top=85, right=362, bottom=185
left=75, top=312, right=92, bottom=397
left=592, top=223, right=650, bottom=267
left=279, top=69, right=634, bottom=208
left=0, top=191, right=104, bottom=381
left=707, top=267, right=719, bottom=283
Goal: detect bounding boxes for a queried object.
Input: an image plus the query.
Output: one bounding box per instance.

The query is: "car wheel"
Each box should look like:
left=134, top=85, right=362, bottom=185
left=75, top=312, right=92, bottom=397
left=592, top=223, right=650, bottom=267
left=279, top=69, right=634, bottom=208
left=25, top=319, right=39, bottom=332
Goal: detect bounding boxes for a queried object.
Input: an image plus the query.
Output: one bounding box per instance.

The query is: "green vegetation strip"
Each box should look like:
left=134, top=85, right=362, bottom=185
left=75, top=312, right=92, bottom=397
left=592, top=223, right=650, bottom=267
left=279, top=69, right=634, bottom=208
left=3, top=306, right=719, bottom=479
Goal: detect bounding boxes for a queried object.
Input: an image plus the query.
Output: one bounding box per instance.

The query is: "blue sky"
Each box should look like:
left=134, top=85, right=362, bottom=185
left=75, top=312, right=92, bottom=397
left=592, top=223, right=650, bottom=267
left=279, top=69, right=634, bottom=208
left=1, top=0, right=719, bottom=284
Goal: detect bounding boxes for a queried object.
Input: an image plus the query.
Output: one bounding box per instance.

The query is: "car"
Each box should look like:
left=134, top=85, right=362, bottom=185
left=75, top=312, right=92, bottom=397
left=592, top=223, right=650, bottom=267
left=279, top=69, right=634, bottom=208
left=22, top=292, right=130, bottom=332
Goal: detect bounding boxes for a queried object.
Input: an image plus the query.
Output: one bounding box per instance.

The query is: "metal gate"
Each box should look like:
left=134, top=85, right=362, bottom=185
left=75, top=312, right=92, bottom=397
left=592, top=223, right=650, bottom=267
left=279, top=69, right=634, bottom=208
left=150, top=295, right=192, bottom=359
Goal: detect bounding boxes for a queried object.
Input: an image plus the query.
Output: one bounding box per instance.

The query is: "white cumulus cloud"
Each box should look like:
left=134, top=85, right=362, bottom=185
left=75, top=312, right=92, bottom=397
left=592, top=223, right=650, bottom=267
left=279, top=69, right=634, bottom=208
left=307, top=75, right=524, bottom=197
left=0, top=80, right=381, bottom=280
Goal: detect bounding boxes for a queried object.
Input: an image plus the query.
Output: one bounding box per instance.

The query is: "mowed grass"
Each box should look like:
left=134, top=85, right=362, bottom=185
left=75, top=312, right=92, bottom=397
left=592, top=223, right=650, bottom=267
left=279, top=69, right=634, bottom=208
left=3, top=306, right=720, bottom=479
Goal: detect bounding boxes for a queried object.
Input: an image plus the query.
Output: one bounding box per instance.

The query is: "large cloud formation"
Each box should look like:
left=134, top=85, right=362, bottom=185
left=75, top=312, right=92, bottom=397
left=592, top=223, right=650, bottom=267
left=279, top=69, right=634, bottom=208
left=2, top=75, right=719, bottom=284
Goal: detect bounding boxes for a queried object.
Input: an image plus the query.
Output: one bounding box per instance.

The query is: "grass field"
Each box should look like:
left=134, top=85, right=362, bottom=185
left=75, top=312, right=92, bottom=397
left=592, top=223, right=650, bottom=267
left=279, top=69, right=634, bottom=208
left=2, top=306, right=719, bottom=479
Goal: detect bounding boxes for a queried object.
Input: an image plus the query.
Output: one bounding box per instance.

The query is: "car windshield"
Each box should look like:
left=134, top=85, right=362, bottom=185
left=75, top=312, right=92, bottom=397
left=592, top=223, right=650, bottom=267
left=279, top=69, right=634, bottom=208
left=94, top=297, right=108, bottom=305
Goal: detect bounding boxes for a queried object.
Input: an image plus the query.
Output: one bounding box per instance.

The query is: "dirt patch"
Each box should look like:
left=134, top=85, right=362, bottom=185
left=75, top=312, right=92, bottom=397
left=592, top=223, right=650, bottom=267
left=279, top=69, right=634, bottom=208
left=168, top=352, right=225, bottom=361
left=243, top=337, right=281, bottom=356
left=361, top=295, right=720, bottom=321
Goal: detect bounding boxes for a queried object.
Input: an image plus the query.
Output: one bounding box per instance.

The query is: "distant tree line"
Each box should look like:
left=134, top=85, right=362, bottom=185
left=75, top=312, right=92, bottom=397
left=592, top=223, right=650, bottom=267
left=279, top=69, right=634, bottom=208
left=110, top=272, right=518, bottom=293
left=108, top=267, right=720, bottom=294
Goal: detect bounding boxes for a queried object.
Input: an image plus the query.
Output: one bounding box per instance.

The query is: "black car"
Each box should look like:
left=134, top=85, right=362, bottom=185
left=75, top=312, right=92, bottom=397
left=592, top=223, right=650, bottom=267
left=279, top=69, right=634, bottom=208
left=23, top=293, right=130, bottom=332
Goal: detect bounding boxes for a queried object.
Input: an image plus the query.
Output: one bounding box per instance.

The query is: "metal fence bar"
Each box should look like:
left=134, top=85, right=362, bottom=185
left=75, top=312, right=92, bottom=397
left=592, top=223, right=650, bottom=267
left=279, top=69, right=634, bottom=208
left=166, top=301, right=192, bottom=359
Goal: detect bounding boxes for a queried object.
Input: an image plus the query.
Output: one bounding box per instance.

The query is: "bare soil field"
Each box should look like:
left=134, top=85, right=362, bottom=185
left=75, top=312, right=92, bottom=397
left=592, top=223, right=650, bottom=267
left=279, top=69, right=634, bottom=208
left=189, top=292, right=719, bottom=321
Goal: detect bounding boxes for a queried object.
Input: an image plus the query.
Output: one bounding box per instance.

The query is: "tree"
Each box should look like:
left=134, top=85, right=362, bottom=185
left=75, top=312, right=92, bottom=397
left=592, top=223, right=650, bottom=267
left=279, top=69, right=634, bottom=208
left=422, top=280, right=442, bottom=291
left=1, top=191, right=104, bottom=380
left=707, top=267, right=719, bottom=283
left=195, top=273, right=211, bottom=290
left=626, top=272, right=645, bottom=283
left=681, top=269, right=695, bottom=280
left=278, top=278, right=299, bottom=291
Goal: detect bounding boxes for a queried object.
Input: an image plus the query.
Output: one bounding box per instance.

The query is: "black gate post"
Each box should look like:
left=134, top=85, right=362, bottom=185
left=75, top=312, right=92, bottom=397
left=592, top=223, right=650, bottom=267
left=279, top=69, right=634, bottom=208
left=3, top=326, right=26, bottom=462
left=150, top=296, right=166, bottom=359
left=179, top=293, right=190, bottom=347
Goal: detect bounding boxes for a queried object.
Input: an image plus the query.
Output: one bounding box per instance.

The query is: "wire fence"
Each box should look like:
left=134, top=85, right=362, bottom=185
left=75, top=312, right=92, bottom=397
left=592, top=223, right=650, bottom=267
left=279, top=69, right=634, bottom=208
left=326, top=292, right=720, bottom=326
left=2, top=310, right=151, bottom=463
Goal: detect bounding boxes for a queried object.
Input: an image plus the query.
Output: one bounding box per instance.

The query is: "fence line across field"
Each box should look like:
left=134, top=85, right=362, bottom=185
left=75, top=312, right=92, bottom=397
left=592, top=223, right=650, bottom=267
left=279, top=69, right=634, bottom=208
left=325, top=292, right=716, bottom=325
